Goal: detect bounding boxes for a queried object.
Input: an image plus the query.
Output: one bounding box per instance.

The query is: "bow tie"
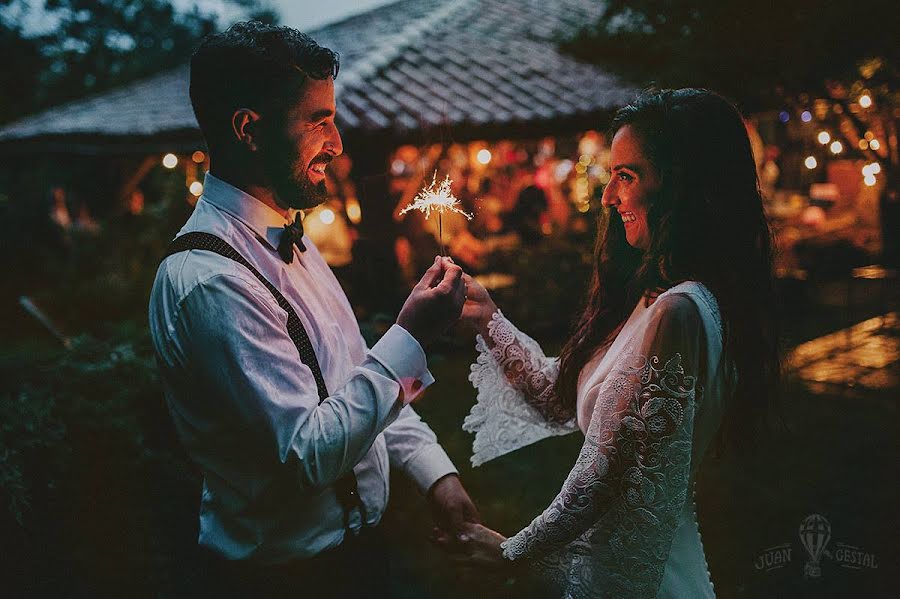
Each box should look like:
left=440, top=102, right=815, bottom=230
left=278, top=212, right=306, bottom=263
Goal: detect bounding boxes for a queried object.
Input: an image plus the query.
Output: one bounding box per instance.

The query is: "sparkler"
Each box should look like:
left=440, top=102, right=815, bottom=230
left=399, top=172, right=473, bottom=255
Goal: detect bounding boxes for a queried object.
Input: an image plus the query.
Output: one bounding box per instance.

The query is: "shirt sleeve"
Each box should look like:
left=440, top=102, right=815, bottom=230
left=500, top=294, right=704, bottom=596
left=173, top=271, right=424, bottom=492
left=368, top=324, right=456, bottom=493
left=383, top=404, right=458, bottom=493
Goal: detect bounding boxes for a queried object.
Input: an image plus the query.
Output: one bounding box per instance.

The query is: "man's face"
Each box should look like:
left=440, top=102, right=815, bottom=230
left=259, top=77, right=343, bottom=210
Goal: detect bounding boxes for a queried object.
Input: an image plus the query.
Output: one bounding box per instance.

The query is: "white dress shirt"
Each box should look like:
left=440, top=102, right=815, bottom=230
left=149, top=173, right=457, bottom=564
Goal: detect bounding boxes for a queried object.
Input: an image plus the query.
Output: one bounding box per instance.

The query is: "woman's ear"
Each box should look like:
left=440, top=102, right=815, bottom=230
left=231, top=108, right=260, bottom=151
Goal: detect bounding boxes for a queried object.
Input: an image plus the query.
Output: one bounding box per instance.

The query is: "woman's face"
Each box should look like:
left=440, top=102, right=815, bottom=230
left=601, top=125, right=662, bottom=250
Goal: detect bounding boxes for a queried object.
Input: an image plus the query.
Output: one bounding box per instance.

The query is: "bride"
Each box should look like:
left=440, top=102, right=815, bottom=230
left=440, top=89, right=780, bottom=598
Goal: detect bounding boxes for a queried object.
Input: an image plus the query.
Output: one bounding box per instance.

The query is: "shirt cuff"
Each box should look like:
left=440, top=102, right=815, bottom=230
left=369, top=324, right=435, bottom=404
left=402, top=443, right=459, bottom=494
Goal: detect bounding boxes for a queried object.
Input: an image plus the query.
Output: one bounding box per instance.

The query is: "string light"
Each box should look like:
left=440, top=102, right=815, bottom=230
left=319, top=208, right=335, bottom=224
left=779, top=111, right=790, bottom=123
left=476, top=149, right=492, bottom=165
left=862, top=163, right=881, bottom=177
left=859, top=94, right=872, bottom=109
left=869, top=139, right=881, bottom=151
left=829, top=141, right=843, bottom=154
left=801, top=111, right=812, bottom=122
left=863, top=174, right=877, bottom=187
left=189, top=181, right=203, bottom=196
left=192, top=151, right=206, bottom=163
left=804, top=156, right=818, bottom=169
left=817, top=131, right=831, bottom=145
left=163, top=153, right=177, bottom=169
left=858, top=139, right=869, bottom=150
left=345, top=198, right=362, bottom=224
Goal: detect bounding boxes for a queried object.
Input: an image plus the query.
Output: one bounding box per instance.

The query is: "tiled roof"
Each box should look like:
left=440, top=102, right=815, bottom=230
left=0, top=0, right=636, bottom=143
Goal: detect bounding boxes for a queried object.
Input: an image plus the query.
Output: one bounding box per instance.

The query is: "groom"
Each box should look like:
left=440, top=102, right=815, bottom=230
left=149, top=21, right=478, bottom=596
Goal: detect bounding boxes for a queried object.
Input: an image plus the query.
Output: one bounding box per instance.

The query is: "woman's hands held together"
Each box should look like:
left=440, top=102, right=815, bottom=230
left=431, top=521, right=511, bottom=570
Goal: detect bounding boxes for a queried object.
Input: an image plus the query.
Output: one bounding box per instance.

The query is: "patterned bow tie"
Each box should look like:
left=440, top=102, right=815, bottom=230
left=278, top=212, right=306, bottom=263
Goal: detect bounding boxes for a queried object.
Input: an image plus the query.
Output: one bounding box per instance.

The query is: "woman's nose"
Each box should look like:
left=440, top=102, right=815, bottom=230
left=600, top=181, right=617, bottom=207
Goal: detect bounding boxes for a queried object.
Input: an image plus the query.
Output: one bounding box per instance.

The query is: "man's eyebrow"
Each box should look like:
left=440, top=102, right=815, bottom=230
left=308, top=108, right=335, bottom=122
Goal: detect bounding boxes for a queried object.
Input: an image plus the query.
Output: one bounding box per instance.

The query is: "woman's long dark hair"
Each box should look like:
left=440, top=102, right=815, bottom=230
left=555, top=88, right=780, bottom=453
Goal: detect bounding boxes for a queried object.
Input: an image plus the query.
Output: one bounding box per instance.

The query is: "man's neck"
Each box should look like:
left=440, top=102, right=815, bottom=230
left=209, top=168, right=290, bottom=220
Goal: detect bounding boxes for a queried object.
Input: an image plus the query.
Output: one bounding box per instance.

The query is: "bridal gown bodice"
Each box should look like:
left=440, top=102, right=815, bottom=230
left=464, top=281, right=729, bottom=598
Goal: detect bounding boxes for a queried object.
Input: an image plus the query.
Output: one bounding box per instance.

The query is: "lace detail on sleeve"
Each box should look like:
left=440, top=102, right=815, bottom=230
left=500, top=346, right=698, bottom=598
left=464, top=311, right=576, bottom=467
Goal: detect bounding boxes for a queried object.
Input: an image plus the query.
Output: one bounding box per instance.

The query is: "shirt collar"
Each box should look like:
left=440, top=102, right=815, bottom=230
left=199, top=172, right=297, bottom=250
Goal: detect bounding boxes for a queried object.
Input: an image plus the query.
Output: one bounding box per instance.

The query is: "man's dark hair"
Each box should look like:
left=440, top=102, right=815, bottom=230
left=190, top=21, right=340, bottom=149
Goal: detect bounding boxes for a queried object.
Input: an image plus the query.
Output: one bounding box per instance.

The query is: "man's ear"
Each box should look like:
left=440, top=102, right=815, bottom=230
left=231, top=108, right=261, bottom=151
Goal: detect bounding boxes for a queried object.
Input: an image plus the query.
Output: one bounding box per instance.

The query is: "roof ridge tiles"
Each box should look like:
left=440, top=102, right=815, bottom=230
left=336, top=0, right=476, bottom=93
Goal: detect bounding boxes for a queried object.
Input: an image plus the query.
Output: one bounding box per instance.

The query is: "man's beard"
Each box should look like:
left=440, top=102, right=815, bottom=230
left=262, top=150, right=330, bottom=210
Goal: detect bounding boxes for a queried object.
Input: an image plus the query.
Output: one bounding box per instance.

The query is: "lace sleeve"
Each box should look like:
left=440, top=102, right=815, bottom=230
left=464, top=310, right=577, bottom=467
left=501, top=296, right=705, bottom=597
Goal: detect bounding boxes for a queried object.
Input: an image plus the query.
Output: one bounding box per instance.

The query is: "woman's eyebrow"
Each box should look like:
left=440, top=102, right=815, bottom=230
left=612, top=163, right=643, bottom=174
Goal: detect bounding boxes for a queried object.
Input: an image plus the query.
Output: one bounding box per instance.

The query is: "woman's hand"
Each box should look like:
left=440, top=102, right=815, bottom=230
left=432, top=522, right=510, bottom=570
left=460, top=274, right=498, bottom=338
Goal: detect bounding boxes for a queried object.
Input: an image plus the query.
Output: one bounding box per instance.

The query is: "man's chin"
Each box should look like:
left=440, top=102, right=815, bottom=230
left=280, top=180, right=328, bottom=210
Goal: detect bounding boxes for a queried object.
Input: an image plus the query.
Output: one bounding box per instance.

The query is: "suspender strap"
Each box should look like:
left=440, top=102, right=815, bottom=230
left=165, top=231, right=367, bottom=530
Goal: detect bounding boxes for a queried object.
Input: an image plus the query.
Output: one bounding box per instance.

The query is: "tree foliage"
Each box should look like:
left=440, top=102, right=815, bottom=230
left=0, top=0, right=276, bottom=125
left=563, top=0, right=898, bottom=110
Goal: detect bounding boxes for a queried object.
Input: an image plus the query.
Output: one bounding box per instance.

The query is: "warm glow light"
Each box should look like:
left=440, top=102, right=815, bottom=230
left=863, top=174, right=877, bottom=187
left=345, top=198, right=362, bottom=224
left=859, top=94, right=872, bottom=109
left=864, top=131, right=874, bottom=141
left=476, top=149, right=492, bottom=165
left=858, top=139, right=869, bottom=150
left=801, top=111, right=813, bottom=122
left=319, top=208, right=335, bottom=225
left=192, top=150, right=206, bottom=163
left=804, top=156, right=818, bottom=169
left=817, top=131, right=831, bottom=144
left=189, top=181, right=203, bottom=196
left=869, top=139, right=881, bottom=151
left=829, top=141, right=843, bottom=154
left=163, top=153, right=178, bottom=169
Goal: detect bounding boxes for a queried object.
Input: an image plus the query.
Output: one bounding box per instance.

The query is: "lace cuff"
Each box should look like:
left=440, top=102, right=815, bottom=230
left=464, top=311, right=576, bottom=467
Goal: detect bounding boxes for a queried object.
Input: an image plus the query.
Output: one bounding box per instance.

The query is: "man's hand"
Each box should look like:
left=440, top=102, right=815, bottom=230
left=397, top=257, right=466, bottom=347
left=427, top=474, right=481, bottom=534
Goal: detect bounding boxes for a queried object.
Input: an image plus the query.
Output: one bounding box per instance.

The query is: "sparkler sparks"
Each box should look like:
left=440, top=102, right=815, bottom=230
left=399, top=172, right=473, bottom=221
left=400, top=172, right=473, bottom=255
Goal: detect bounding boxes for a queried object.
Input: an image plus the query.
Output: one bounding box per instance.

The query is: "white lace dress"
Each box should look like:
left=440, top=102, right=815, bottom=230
left=465, top=281, right=729, bottom=598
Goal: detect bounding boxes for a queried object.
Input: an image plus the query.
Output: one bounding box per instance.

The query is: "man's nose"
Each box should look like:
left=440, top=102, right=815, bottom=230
left=325, top=124, right=343, bottom=156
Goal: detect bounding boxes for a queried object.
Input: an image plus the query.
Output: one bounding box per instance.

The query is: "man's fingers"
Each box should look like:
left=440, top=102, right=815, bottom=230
left=431, top=264, right=463, bottom=295
left=414, top=256, right=444, bottom=290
